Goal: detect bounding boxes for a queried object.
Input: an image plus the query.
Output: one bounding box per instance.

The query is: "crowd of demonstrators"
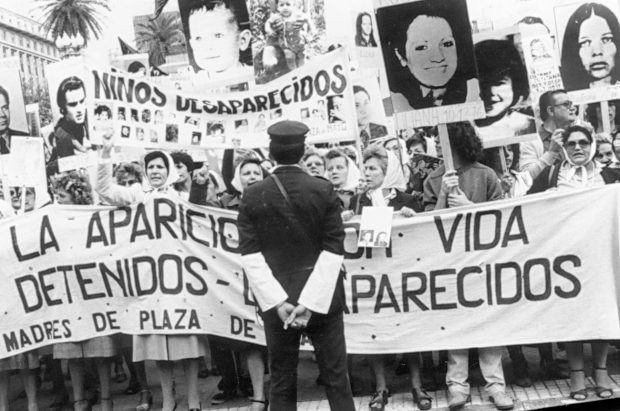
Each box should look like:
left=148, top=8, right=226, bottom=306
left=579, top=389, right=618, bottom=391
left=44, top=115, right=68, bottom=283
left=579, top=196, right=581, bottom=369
left=5, top=87, right=620, bottom=411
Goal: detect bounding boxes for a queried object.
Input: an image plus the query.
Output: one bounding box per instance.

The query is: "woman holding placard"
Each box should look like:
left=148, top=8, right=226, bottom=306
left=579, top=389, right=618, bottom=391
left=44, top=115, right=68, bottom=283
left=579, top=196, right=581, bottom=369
left=345, top=146, right=427, bottom=411
left=560, top=2, right=620, bottom=91
left=422, top=122, right=513, bottom=411
left=528, top=125, right=620, bottom=401
left=96, top=139, right=205, bottom=411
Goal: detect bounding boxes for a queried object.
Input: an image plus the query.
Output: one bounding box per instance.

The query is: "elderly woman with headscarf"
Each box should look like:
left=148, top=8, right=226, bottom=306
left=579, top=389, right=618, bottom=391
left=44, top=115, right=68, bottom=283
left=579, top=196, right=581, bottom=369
left=349, top=145, right=416, bottom=216
left=347, top=146, right=429, bottom=411
left=528, top=124, right=620, bottom=401
left=324, top=149, right=361, bottom=209
left=192, top=156, right=268, bottom=410
left=529, top=124, right=620, bottom=193
left=96, top=139, right=205, bottom=411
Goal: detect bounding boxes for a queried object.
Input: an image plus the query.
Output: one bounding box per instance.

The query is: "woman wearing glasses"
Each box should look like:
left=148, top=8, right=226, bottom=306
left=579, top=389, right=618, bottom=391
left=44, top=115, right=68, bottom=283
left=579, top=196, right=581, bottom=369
left=528, top=125, right=620, bottom=401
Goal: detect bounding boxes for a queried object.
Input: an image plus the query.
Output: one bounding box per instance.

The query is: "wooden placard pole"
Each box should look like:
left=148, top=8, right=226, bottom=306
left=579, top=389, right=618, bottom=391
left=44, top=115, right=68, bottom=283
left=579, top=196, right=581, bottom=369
left=601, top=100, right=611, bottom=134
left=499, top=147, right=508, bottom=174
left=437, top=123, right=454, bottom=172
left=578, top=104, right=586, bottom=122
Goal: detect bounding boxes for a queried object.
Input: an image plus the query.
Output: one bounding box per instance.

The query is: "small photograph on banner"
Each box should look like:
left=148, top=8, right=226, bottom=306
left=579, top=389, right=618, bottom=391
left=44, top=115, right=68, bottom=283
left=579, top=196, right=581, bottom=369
left=358, top=206, right=393, bottom=248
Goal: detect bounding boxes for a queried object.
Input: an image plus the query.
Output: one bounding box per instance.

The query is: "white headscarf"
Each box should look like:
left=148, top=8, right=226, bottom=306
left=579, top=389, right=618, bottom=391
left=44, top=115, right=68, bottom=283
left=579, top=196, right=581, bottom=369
left=559, top=134, right=601, bottom=188
left=231, top=160, right=264, bottom=194
left=369, top=150, right=407, bottom=206
left=231, top=163, right=244, bottom=193
left=331, top=155, right=361, bottom=192
left=142, top=150, right=180, bottom=193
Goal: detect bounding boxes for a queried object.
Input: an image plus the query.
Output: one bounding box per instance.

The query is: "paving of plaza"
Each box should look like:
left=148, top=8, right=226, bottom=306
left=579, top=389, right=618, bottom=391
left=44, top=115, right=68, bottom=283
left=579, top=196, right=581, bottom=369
left=7, top=347, right=620, bottom=410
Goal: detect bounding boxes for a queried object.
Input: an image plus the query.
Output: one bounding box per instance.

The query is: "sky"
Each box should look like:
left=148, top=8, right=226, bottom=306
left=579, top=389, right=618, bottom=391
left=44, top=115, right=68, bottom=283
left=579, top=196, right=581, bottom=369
left=0, top=0, right=179, bottom=63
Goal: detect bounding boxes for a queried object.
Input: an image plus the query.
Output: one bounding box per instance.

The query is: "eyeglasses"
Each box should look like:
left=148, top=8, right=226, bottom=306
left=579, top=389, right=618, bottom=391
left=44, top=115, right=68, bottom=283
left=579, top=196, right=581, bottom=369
left=553, top=101, right=573, bottom=109
left=565, top=139, right=591, bottom=149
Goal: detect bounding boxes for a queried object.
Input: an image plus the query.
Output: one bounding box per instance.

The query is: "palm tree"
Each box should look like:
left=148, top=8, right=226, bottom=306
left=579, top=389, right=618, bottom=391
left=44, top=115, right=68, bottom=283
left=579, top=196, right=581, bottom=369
left=135, top=12, right=186, bottom=67
left=38, top=0, right=110, bottom=45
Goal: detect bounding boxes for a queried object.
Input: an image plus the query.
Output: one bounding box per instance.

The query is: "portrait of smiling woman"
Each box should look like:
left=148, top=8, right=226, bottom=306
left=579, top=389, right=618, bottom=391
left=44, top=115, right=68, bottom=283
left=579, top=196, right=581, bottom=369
left=560, top=2, right=620, bottom=91
left=376, top=0, right=480, bottom=111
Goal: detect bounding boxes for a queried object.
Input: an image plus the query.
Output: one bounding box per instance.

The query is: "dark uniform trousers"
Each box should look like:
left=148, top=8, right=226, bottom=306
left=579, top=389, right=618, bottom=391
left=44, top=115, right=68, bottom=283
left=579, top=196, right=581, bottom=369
left=239, top=166, right=355, bottom=410
left=262, top=308, right=354, bottom=411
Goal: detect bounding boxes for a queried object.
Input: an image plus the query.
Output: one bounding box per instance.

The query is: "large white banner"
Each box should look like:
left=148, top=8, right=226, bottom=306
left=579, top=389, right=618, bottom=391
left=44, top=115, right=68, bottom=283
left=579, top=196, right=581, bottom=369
left=1, top=186, right=619, bottom=358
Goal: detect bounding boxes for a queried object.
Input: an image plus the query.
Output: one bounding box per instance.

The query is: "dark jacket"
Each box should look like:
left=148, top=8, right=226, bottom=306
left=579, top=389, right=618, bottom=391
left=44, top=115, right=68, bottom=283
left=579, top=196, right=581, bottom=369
left=49, top=118, right=86, bottom=161
left=528, top=163, right=620, bottom=194
left=238, top=166, right=345, bottom=313
left=349, top=188, right=418, bottom=214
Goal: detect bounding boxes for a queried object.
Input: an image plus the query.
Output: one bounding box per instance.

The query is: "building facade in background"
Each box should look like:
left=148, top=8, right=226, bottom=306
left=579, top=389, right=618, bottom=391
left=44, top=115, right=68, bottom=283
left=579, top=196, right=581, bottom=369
left=0, top=6, right=59, bottom=87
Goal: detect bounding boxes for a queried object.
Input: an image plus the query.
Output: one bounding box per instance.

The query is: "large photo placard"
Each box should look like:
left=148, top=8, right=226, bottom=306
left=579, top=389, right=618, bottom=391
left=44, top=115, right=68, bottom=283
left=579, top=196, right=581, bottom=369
left=374, top=0, right=485, bottom=128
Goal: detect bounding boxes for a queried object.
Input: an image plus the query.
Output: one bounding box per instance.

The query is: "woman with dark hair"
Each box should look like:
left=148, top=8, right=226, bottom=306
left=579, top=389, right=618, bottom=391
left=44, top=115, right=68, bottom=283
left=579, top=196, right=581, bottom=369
left=423, top=122, right=512, bottom=410
left=423, top=121, right=502, bottom=210
left=179, top=0, right=253, bottom=77
left=527, top=125, right=619, bottom=401
left=355, top=12, right=377, bottom=47
left=560, top=2, right=620, bottom=91
left=474, top=39, right=536, bottom=143
left=376, top=0, right=479, bottom=110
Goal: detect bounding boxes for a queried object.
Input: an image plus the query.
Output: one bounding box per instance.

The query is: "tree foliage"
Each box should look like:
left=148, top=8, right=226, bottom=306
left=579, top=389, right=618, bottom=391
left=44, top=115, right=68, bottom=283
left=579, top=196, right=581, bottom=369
left=38, top=0, right=110, bottom=44
left=135, top=13, right=186, bottom=67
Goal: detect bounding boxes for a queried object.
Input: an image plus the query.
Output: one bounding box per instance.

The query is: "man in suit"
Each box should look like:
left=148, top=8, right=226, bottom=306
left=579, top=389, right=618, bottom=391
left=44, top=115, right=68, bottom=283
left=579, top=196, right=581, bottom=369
left=0, top=85, right=28, bottom=154
left=238, top=120, right=355, bottom=411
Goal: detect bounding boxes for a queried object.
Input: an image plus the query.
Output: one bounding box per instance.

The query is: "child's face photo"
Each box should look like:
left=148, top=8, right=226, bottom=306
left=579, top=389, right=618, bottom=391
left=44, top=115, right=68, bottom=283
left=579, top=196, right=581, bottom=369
left=278, top=0, right=295, bottom=18
left=189, top=4, right=246, bottom=73
left=481, top=76, right=514, bottom=118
